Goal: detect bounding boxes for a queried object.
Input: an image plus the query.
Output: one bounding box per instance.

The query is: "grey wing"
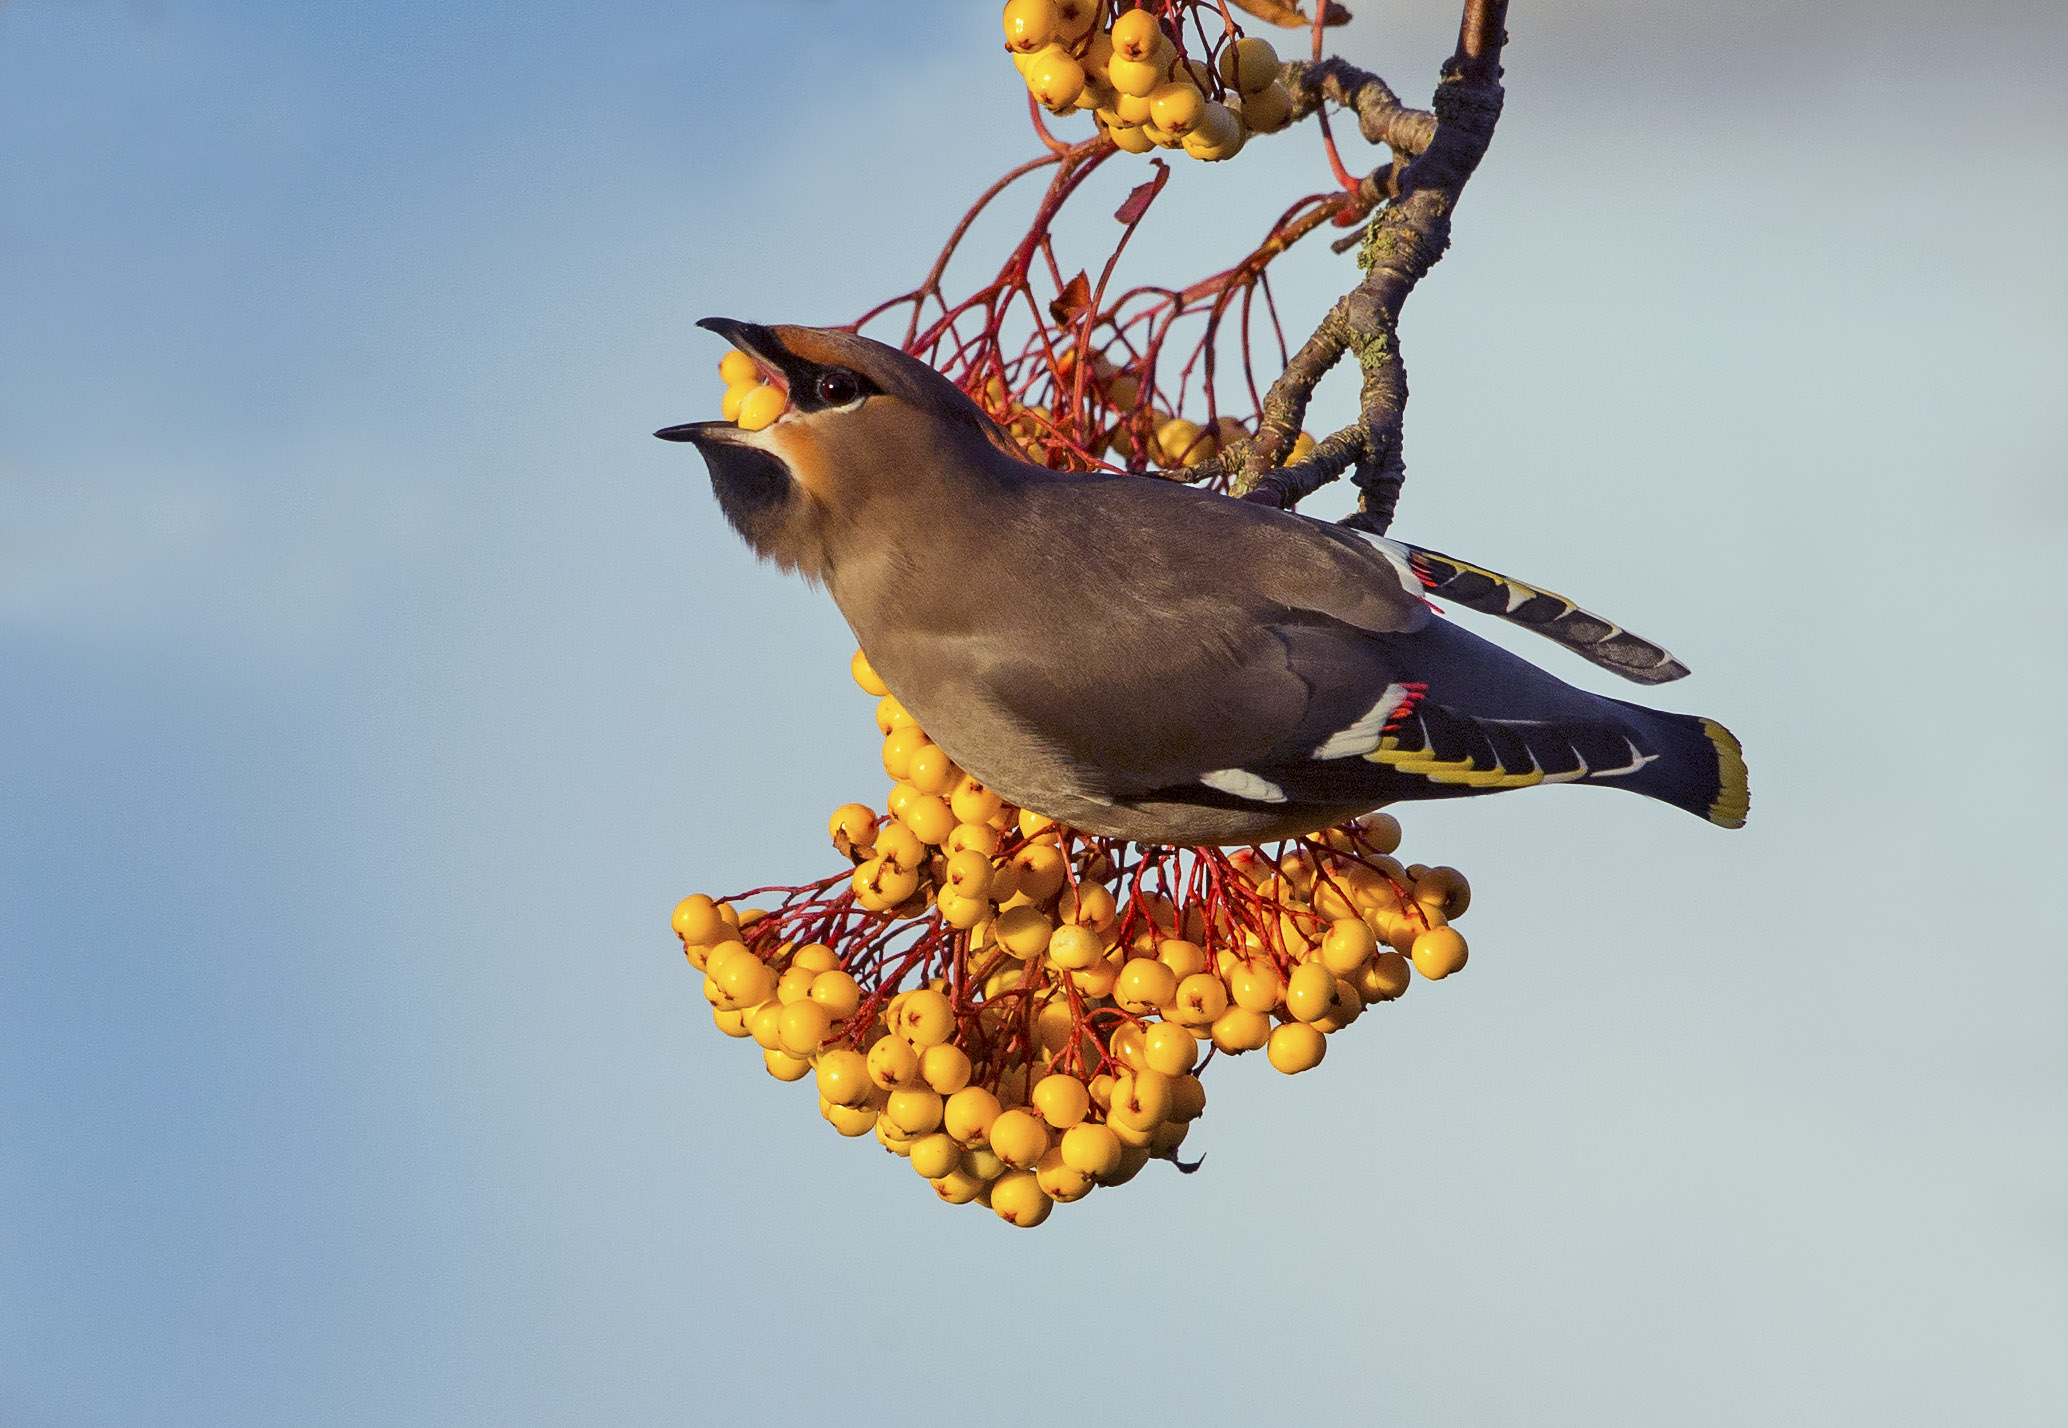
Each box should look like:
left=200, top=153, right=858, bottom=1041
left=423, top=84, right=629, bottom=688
left=982, top=597, right=1406, bottom=800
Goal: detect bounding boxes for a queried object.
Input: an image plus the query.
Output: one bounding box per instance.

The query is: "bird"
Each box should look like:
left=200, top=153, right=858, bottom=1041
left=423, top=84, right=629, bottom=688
left=656, top=318, right=1748, bottom=847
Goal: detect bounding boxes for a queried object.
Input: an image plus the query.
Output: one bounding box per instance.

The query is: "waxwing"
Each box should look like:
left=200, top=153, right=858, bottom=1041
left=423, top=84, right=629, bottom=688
left=657, top=319, right=1749, bottom=846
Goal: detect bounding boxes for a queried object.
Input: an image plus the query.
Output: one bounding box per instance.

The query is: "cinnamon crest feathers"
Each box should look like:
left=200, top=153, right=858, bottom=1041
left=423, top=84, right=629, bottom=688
left=658, top=320, right=1748, bottom=845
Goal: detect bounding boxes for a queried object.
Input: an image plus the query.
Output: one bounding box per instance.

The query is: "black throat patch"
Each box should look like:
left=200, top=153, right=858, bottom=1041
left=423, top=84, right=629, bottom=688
left=697, top=440, right=796, bottom=555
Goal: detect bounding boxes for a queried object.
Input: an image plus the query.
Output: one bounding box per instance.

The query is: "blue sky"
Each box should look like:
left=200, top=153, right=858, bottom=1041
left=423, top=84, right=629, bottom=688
left=3, top=3, right=2064, bottom=1425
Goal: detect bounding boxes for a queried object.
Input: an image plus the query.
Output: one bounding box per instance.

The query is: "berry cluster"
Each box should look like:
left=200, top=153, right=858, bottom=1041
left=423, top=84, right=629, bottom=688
left=717, top=349, right=786, bottom=432
left=1005, top=2, right=1294, bottom=161
left=674, top=642, right=1473, bottom=1229
left=985, top=346, right=1315, bottom=476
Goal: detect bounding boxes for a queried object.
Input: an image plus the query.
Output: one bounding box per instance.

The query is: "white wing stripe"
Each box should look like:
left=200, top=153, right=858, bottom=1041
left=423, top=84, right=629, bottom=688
left=1200, top=768, right=1287, bottom=804
left=1312, top=684, right=1410, bottom=760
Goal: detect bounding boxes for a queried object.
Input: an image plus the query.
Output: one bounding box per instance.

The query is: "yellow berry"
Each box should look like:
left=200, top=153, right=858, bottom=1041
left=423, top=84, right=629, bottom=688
left=1113, top=89, right=1154, bottom=126
left=1114, top=957, right=1178, bottom=1013
left=711, top=1006, right=751, bottom=1038
left=990, top=1170, right=1053, bottom=1227
left=1170, top=971, right=1229, bottom=1026
left=1411, top=926, right=1469, bottom=979
left=953, top=1145, right=1001, bottom=1187
left=1268, top=1021, right=1327, bottom=1074
left=921, top=1042, right=973, bottom=1095
left=1210, top=1005, right=1272, bottom=1053
left=718, top=349, right=759, bottom=386
left=1103, top=1145, right=1152, bottom=1185
left=1031, top=1072, right=1091, bottom=1129
left=910, top=1131, right=962, bottom=1180
left=1154, top=416, right=1208, bottom=466
left=1357, top=950, right=1412, bottom=1002
left=1007, top=848, right=1063, bottom=908
left=930, top=1168, right=985, bottom=1204
left=849, top=647, right=889, bottom=696
left=988, top=1108, right=1050, bottom=1168
left=1109, top=1068, right=1173, bottom=1130
left=820, top=1098, right=877, bottom=1137
left=763, top=1048, right=811, bottom=1082
left=1285, top=961, right=1338, bottom=1023
left=1312, top=976, right=1364, bottom=1033
left=1223, top=36, right=1279, bottom=92
left=871, top=822, right=925, bottom=873
left=736, top=383, right=785, bottom=432
left=1182, top=102, right=1244, bottom=161
left=875, top=693, right=915, bottom=733
left=1026, top=44, right=1086, bottom=109
left=1148, top=940, right=1199, bottom=982
left=1107, top=53, right=1165, bottom=98
left=994, top=905, right=1055, bottom=960
left=1053, top=0, right=1097, bottom=43
left=900, top=793, right=956, bottom=846
left=867, top=1035, right=923, bottom=1090
left=1320, top=918, right=1378, bottom=976
left=895, top=987, right=956, bottom=1047
left=716, top=953, right=777, bottom=1009
left=1355, top=810, right=1403, bottom=854
left=791, top=943, right=838, bottom=975
left=885, top=1086, right=945, bottom=1136
left=943, top=1085, right=1003, bottom=1144
left=1002, top=0, right=1059, bottom=53
left=947, top=778, right=1002, bottom=827
left=1414, top=865, right=1472, bottom=920
left=1035, top=1146, right=1095, bottom=1203
left=1058, top=882, right=1115, bottom=931
left=1226, top=958, right=1284, bottom=1013
left=1060, top=1121, right=1123, bottom=1177
left=1070, top=955, right=1121, bottom=998
left=881, top=725, right=931, bottom=781
left=671, top=894, right=727, bottom=945
left=1235, top=77, right=1291, bottom=134
left=1147, top=81, right=1205, bottom=136
left=814, top=1048, right=871, bottom=1104
left=942, top=848, right=995, bottom=902
left=1141, top=1021, right=1199, bottom=1075
left=1149, top=1119, right=1189, bottom=1155
left=1110, top=8, right=1160, bottom=61
left=937, top=891, right=990, bottom=930
left=1168, top=1073, right=1207, bottom=1121
left=851, top=857, right=918, bottom=911
left=1046, top=923, right=1104, bottom=971
left=776, top=1000, right=831, bottom=1056
left=808, top=970, right=862, bottom=1021
left=775, top=965, right=816, bottom=1006
left=1107, top=1020, right=1149, bottom=1071
left=945, top=820, right=1001, bottom=860
left=905, top=743, right=959, bottom=796
left=1107, top=122, right=1155, bottom=154
left=747, top=1002, right=786, bottom=1051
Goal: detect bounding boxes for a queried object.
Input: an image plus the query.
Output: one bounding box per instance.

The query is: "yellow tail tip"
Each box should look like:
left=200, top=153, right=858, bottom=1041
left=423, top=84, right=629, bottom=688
left=1702, top=718, right=1751, bottom=828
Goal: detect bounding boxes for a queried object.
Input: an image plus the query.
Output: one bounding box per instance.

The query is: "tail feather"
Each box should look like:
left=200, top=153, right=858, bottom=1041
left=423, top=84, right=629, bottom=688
left=1402, top=543, right=1692, bottom=686
left=1607, top=701, right=1751, bottom=828
left=1349, top=698, right=1750, bottom=828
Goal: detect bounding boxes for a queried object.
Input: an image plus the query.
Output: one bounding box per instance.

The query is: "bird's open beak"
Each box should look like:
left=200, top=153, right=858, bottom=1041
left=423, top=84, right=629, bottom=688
left=652, top=317, right=807, bottom=444
left=653, top=419, right=737, bottom=445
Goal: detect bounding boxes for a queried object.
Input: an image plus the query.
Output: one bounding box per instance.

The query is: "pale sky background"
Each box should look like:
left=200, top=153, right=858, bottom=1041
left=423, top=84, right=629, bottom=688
left=3, top=2, right=2064, bottom=1425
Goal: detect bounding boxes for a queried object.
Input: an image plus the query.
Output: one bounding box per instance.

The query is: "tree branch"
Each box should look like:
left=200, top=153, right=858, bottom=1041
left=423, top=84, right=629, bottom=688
left=1282, top=57, right=1438, bottom=159
left=1235, top=0, right=1509, bottom=535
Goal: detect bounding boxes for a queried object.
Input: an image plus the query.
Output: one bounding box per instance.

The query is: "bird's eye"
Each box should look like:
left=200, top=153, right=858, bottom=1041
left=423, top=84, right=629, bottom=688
left=816, top=371, right=860, bottom=407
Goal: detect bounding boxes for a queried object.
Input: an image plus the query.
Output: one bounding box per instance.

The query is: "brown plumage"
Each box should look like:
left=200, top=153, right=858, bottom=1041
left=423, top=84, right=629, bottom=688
left=658, top=320, right=1748, bottom=844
